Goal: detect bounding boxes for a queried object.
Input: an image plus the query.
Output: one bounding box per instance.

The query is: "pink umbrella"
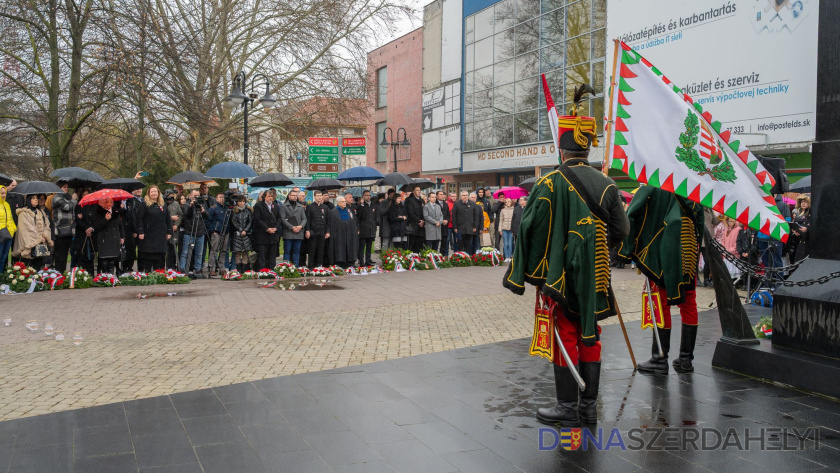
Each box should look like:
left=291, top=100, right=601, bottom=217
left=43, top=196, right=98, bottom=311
left=493, top=186, right=528, bottom=200
left=783, top=197, right=796, bottom=205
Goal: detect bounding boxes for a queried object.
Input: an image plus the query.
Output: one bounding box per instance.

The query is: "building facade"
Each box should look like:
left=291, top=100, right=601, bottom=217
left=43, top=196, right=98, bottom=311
left=365, top=29, right=426, bottom=178
left=375, top=0, right=815, bottom=194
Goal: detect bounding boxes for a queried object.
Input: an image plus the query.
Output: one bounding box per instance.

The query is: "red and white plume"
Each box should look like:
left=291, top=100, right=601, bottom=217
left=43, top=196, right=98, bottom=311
left=541, top=74, right=559, bottom=150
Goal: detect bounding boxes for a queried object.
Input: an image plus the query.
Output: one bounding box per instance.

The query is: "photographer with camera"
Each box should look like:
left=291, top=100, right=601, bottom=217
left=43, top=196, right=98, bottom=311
left=207, top=193, right=232, bottom=277
left=179, top=190, right=209, bottom=278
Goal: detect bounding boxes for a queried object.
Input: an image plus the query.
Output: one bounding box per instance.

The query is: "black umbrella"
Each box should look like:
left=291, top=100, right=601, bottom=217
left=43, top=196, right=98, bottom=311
left=0, top=173, right=12, bottom=186
left=98, top=178, right=146, bottom=192
left=250, top=173, right=294, bottom=188
left=376, top=172, right=413, bottom=187
left=518, top=177, right=538, bottom=192
left=790, top=176, right=811, bottom=193
left=49, top=167, right=105, bottom=187
left=167, top=170, right=213, bottom=185
left=14, top=181, right=64, bottom=195
left=401, top=178, right=435, bottom=192
left=306, top=178, right=344, bottom=191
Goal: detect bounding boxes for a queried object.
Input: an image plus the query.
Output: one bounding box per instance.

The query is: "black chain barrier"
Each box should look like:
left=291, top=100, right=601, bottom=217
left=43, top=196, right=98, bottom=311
left=709, top=239, right=840, bottom=287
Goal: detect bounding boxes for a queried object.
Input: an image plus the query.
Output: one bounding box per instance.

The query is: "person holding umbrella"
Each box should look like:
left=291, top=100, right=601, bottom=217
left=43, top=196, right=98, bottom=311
left=135, top=186, right=172, bottom=272
left=12, top=194, right=52, bottom=269
left=87, top=197, right=125, bottom=274
left=404, top=186, right=425, bottom=253
left=51, top=180, right=77, bottom=272
left=253, top=188, right=281, bottom=270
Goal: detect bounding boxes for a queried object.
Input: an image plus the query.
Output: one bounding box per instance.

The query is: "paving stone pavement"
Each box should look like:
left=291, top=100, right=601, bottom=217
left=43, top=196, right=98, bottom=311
left=0, top=266, right=717, bottom=421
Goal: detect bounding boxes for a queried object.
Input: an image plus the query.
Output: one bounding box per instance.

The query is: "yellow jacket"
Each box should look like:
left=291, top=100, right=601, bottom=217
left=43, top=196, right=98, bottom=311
left=0, top=186, right=16, bottom=237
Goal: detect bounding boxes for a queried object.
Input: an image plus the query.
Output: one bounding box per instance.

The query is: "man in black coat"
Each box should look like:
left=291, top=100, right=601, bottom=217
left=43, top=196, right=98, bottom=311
left=436, top=191, right=450, bottom=256
left=119, top=189, right=143, bottom=273
left=451, top=191, right=479, bottom=254
left=356, top=190, right=376, bottom=266
left=252, top=188, right=281, bottom=270
left=305, top=191, right=330, bottom=268
left=404, top=187, right=425, bottom=253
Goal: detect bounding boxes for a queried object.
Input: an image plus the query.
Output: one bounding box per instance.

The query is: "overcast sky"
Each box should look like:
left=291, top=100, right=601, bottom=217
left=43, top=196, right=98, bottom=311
left=378, top=0, right=425, bottom=46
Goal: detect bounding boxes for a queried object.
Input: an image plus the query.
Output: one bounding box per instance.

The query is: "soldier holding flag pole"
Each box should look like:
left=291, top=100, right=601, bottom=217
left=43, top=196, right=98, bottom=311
left=503, top=82, right=629, bottom=427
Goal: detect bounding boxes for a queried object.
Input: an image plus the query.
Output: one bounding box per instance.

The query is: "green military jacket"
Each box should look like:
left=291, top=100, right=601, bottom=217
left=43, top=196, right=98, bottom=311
left=503, top=165, right=616, bottom=345
left=618, top=186, right=704, bottom=305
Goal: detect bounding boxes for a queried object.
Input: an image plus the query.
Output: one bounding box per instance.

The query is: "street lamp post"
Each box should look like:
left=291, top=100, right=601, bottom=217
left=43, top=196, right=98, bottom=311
left=224, top=71, right=277, bottom=166
left=296, top=152, right=303, bottom=176
left=379, top=127, right=410, bottom=172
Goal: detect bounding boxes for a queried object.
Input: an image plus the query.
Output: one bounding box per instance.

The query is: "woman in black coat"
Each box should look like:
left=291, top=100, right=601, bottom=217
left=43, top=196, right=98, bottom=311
left=387, top=195, right=408, bottom=250
left=136, top=186, right=172, bottom=271
left=88, top=197, right=124, bottom=274
left=230, top=195, right=253, bottom=272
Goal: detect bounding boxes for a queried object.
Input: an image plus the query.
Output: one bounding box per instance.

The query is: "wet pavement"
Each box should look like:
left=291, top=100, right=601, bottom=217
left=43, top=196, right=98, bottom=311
left=0, top=309, right=838, bottom=473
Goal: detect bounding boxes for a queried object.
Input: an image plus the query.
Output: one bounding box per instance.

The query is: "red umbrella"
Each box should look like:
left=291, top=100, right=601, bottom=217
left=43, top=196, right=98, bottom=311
left=620, top=190, right=633, bottom=203
left=79, top=188, right=134, bottom=206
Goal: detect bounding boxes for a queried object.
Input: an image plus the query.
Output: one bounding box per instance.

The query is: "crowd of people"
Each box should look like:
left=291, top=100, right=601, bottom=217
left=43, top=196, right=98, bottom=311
left=0, top=179, right=532, bottom=278
left=0, top=174, right=810, bottom=282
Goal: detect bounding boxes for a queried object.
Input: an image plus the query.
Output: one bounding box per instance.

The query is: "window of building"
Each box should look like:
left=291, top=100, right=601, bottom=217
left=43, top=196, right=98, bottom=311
left=376, top=122, right=387, bottom=162
left=462, top=0, right=605, bottom=152
left=459, top=182, right=473, bottom=193
left=376, top=67, right=387, bottom=108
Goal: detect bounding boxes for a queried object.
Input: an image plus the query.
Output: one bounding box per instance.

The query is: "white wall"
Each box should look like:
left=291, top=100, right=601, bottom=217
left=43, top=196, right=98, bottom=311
left=422, top=125, right=461, bottom=173
left=440, top=0, right=463, bottom=83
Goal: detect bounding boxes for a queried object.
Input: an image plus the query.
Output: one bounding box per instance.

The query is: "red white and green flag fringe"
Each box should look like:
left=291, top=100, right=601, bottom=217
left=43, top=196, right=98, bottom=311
left=607, top=41, right=789, bottom=242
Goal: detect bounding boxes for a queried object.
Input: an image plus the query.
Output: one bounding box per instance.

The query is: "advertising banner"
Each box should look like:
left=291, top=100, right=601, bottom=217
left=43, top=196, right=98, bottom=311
left=606, top=0, right=818, bottom=146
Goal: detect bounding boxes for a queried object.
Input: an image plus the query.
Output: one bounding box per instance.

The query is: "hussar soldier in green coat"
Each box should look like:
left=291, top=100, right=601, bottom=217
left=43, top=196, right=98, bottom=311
left=504, top=85, right=629, bottom=427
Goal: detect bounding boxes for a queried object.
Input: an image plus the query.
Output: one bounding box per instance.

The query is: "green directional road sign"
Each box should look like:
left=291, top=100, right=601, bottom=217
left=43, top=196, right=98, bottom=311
left=308, top=146, right=339, bottom=156
left=341, top=146, right=366, bottom=155
left=310, top=172, right=339, bottom=179
left=309, top=155, right=339, bottom=164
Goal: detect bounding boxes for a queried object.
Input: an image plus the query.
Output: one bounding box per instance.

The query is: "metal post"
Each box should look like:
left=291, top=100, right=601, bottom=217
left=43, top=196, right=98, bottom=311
left=243, top=98, right=249, bottom=166
left=392, top=142, right=397, bottom=173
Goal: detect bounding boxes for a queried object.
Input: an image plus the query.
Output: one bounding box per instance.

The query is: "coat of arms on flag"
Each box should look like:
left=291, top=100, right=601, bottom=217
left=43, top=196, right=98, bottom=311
left=529, top=292, right=554, bottom=361
left=606, top=41, right=789, bottom=242
left=641, top=290, right=665, bottom=330
left=560, top=428, right=582, bottom=451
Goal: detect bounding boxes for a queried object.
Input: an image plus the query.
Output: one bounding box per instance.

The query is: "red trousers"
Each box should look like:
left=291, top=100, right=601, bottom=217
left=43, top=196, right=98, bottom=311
left=654, top=285, right=698, bottom=328
left=542, top=294, right=602, bottom=367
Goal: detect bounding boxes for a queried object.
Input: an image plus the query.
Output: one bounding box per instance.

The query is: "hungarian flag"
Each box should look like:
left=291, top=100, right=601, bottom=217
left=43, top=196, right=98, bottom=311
left=541, top=74, right=560, bottom=150
left=607, top=42, right=789, bottom=242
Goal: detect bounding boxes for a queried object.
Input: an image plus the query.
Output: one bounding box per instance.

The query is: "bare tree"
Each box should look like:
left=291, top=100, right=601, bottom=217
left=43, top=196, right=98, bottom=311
left=0, top=0, right=116, bottom=169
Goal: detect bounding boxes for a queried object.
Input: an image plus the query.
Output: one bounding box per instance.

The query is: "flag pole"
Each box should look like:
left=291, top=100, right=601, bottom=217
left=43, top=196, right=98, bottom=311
left=602, top=39, right=622, bottom=177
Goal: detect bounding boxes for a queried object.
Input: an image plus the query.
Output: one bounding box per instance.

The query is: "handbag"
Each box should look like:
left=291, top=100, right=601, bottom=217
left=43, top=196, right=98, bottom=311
left=119, top=244, right=127, bottom=262
left=32, top=243, right=51, bottom=258
left=480, top=230, right=491, bottom=247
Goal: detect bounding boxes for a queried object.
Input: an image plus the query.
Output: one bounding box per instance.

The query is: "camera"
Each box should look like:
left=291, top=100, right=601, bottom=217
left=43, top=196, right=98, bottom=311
left=224, top=190, right=242, bottom=208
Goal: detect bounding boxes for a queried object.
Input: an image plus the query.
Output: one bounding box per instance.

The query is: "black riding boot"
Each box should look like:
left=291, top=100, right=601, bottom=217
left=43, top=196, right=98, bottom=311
left=536, top=365, right=581, bottom=427
left=578, top=362, right=601, bottom=424
left=637, top=328, right=671, bottom=375
left=672, top=324, right=698, bottom=373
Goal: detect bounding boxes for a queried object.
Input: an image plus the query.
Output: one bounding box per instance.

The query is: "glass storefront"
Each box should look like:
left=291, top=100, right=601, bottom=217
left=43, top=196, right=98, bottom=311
left=463, top=0, right=606, bottom=153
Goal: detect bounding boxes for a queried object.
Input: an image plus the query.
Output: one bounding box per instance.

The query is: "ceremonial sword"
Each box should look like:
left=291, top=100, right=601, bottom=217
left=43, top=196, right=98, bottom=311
left=644, top=278, right=665, bottom=358
left=553, top=326, right=586, bottom=390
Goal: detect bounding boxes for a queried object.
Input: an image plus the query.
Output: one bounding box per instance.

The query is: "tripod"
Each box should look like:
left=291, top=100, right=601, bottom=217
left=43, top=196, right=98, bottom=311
left=209, top=206, right=234, bottom=276
left=183, top=201, right=206, bottom=276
